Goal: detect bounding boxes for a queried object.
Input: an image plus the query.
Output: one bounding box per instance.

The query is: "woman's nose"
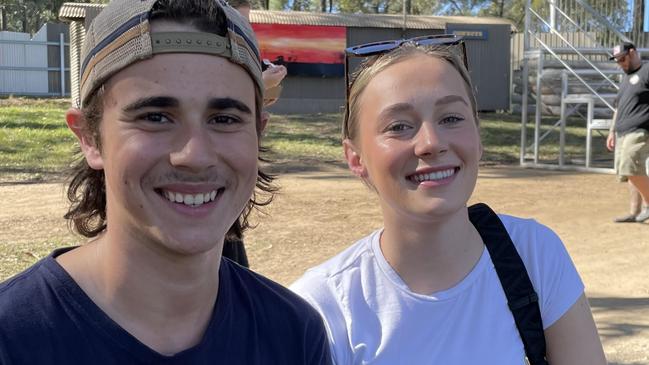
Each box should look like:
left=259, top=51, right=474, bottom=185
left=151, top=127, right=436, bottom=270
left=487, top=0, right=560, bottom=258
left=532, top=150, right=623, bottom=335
left=413, top=123, right=447, bottom=158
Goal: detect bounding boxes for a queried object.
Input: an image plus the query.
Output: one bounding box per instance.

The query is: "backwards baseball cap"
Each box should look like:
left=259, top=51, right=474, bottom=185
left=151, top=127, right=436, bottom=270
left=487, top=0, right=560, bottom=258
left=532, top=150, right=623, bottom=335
left=610, top=42, right=636, bottom=60
left=79, top=0, right=263, bottom=107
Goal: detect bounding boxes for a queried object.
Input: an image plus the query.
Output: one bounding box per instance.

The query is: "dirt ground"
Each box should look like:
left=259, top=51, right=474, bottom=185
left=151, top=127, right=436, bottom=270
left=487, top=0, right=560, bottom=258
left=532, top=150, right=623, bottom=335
left=1, top=165, right=648, bottom=364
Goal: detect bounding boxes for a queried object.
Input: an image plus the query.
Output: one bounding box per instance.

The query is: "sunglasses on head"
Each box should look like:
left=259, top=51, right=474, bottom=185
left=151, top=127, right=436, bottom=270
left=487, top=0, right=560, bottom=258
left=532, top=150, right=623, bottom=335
left=343, top=34, right=468, bottom=137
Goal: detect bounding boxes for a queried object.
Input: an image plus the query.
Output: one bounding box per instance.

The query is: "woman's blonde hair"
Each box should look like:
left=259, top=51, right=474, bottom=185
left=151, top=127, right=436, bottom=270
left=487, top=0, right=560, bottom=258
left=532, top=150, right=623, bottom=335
left=343, top=43, right=478, bottom=141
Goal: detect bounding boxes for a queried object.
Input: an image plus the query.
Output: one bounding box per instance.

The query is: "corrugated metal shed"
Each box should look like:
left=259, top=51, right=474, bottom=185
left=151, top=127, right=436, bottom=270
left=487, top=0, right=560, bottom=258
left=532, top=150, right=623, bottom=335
left=58, top=2, right=514, bottom=112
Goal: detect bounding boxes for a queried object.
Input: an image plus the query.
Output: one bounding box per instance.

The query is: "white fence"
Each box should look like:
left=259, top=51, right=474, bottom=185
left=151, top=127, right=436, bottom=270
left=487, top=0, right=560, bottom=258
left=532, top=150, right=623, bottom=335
left=0, top=24, right=69, bottom=97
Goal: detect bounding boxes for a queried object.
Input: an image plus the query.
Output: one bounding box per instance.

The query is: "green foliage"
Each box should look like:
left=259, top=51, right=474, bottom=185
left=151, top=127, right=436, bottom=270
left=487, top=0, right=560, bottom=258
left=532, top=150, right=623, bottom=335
left=0, top=0, right=108, bottom=34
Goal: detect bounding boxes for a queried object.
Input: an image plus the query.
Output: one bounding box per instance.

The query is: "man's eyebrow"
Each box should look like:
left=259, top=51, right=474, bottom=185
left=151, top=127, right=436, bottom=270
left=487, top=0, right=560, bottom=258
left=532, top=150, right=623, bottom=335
left=123, top=96, right=179, bottom=112
left=207, top=98, right=252, bottom=114
left=435, top=94, right=469, bottom=107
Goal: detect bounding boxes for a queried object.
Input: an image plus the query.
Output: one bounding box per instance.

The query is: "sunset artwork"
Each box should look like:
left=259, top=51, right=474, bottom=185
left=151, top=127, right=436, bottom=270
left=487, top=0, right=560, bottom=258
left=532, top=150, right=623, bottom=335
left=251, top=23, right=346, bottom=77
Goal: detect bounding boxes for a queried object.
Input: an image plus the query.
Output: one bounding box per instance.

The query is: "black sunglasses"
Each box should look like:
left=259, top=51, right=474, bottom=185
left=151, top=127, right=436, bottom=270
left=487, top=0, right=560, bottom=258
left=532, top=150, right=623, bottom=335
left=343, top=34, right=468, bottom=137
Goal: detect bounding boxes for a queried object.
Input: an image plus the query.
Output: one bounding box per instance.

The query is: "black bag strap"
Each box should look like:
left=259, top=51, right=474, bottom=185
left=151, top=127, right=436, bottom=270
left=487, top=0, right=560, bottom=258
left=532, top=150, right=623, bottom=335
left=468, top=203, right=549, bottom=365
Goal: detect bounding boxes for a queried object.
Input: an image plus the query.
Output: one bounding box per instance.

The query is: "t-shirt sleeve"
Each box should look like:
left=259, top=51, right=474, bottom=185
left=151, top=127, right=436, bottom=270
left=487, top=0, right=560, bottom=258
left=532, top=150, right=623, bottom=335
left=291, top=272, right=348, bottom=365
left=304, top=309, right=334, bottom=365
left=505, top=217, right=585, bottom=329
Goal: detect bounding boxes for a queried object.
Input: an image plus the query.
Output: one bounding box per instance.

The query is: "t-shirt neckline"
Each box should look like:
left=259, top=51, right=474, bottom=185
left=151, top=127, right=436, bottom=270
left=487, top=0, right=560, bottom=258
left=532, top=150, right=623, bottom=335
left=42, top=247, right=228, bottom=362
left=370, top=229, right=490, bottom=301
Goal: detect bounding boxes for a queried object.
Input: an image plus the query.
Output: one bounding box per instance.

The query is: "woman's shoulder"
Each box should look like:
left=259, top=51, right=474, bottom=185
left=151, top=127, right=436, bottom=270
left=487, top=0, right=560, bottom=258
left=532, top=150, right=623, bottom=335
left=290, top=230, right=381, bottom=299
left=496, top=214, right=564, bottom=254
left=494, top=213, right=584, bottom=328
left=296, top=230, right=380, bottom=278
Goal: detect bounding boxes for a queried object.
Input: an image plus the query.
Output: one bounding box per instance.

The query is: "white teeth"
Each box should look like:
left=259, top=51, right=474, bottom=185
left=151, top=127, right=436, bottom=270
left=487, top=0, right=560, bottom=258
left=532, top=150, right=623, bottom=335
left=412, top=168, right=456, bottom=183
left=161, top=189, right=219, bottom=207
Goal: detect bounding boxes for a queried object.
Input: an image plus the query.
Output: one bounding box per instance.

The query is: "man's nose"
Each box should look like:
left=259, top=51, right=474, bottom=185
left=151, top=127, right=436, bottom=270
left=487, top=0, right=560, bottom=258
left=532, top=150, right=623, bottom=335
left=169, top=125, right=215, bottom=172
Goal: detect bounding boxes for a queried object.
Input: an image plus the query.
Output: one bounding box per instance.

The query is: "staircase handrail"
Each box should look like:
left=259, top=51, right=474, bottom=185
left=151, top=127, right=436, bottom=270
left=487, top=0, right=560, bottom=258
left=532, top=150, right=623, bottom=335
left=552, top=6, right=611, bottom=58
left=530, top=32, right=615, bottom=111
left=529, top=7, right=619, bottom=91
left=573, top=0, right=632, bottom=44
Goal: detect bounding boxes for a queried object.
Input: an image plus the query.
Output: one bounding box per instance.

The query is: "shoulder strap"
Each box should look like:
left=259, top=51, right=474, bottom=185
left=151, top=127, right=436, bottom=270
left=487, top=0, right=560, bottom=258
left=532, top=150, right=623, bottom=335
left=468, top=203, right=549, bottom=365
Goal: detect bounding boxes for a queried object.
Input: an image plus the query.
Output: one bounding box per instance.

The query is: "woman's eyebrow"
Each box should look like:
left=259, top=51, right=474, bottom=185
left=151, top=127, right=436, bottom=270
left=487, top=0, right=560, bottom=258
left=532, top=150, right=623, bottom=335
left=435, top=94, right=469, bottom=107
left=377, top=103, right=413, bottom=120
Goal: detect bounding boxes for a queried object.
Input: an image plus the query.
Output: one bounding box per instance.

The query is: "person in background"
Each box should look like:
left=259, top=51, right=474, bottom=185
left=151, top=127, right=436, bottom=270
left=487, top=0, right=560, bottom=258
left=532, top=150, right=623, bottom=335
left=222, top=0, right=288, bottom=267
left=607, top=42, right=649, bottom=223
left=0, top=0, right=331, bottom=363
left=291, top=36, right=606, bottom=364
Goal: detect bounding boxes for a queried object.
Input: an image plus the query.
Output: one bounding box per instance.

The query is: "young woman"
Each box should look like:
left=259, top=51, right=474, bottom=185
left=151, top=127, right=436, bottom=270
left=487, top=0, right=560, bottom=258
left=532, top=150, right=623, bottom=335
left=291, top=37, right=606, bottom=364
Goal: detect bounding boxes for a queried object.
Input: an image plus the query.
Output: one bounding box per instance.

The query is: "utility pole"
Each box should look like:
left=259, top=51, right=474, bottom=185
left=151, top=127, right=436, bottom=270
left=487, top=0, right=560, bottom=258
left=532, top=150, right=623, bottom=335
left=22, top=3, right=28, bottom=33
left=1, top=6, right=7, bottom=31
left=402, top=0, right=407, bottom=37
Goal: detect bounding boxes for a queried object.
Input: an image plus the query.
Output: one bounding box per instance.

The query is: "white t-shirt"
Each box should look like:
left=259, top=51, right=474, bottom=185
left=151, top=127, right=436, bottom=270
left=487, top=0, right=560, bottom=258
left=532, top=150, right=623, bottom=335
left=290, top=215, right=584, bottom=365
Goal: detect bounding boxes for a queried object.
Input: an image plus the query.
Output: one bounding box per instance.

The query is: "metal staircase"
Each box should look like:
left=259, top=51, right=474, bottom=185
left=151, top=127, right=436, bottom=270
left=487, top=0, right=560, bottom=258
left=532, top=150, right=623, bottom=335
left=519, top=0, right=646, bottom=172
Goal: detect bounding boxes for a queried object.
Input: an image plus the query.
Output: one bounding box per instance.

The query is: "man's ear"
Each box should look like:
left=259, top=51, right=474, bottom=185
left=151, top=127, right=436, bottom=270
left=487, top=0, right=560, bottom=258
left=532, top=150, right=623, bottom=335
left=65, top=108, right=104, bottom=170
left=343, top=138, right=367, bottom=178
left=260, top=111, right=270, bottom=133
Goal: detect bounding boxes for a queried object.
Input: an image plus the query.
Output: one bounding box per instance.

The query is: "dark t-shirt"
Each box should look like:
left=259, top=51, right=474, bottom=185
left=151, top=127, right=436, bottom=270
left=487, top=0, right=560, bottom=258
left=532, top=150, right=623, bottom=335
left=615, top=63, right=649, bottom=135
left=0, top=248, right=332, bottom=364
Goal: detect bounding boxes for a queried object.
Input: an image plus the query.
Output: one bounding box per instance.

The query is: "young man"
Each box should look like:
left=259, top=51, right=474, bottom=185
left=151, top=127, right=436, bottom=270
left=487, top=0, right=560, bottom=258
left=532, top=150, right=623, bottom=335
left=0, top=0, right=331, bottom=363
left=607, top=42, right=649, bottom=223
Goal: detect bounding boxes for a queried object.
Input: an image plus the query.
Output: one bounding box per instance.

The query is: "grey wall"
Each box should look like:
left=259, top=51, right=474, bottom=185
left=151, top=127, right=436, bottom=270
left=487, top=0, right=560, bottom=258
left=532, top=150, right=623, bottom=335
left=447, top=23, right=511, bottom=111
left=271, top=25, right=511, bottom=114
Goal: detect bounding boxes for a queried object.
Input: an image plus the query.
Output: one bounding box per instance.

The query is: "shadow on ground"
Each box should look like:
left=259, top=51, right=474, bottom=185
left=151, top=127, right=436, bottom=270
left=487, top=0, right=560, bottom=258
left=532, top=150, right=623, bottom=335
left=589, top=296, right=649, bottom=350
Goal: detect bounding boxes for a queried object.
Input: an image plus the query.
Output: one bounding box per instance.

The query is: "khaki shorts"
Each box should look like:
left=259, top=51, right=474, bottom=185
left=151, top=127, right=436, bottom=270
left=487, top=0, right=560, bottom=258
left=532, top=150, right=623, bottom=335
left=615, top=128, right=649, bottom=177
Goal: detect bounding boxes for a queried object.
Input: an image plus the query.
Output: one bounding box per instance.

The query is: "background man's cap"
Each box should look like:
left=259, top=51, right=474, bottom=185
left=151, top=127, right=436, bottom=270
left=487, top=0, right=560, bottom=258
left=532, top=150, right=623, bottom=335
left=610, top=42, right=636, bottom=60
left=79, top=0, right=263, bottom=107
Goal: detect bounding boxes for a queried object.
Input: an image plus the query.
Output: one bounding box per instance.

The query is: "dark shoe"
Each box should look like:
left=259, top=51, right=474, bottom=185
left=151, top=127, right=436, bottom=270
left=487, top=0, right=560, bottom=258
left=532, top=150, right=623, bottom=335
left=614, top=214, right=639, bottom=223
left=635, top=209, right=649, bottom=222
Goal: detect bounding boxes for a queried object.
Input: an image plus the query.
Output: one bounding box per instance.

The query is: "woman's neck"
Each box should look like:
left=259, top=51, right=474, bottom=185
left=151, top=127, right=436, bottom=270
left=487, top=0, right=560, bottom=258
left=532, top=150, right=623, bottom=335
left=379, top=207, right=485, bottom=295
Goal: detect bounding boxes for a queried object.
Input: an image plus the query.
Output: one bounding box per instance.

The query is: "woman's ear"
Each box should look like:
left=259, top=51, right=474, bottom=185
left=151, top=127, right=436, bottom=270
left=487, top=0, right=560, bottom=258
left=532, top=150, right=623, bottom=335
left=343, top=138, right=367, bottom=178
left=65, top=108, right=104, bottom=170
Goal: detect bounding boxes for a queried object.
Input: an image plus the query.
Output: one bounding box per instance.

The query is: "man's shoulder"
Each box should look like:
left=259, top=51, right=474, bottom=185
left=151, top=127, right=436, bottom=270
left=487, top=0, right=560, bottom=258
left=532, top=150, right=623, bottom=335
left=0, top=255, right=70, bottom=361
left=0, top=257, right=53, bottom=313
left=222, top=258, right=322, bottom=321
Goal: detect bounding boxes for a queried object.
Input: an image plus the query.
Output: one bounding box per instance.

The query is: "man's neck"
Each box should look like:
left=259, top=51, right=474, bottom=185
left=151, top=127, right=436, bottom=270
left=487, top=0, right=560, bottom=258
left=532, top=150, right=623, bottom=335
left=56, top=233, right=222, bottom=355
left=627, top=62, right=642, bottom=74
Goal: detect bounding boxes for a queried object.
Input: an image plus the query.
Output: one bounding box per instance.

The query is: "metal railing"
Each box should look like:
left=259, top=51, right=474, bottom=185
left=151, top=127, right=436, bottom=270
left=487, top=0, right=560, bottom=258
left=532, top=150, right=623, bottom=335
left=519, top=0, right=628, bottom=173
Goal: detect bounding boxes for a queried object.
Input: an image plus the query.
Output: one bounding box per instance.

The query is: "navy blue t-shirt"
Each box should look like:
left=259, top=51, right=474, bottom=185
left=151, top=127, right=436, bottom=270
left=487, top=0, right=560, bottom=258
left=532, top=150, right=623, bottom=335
left=0, top=247, right=332, bottom=364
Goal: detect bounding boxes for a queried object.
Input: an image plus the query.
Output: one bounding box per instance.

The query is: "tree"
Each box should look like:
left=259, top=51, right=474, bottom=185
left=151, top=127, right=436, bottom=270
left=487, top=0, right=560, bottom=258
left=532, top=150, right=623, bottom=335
left=0, top=0, right=107, bottom=35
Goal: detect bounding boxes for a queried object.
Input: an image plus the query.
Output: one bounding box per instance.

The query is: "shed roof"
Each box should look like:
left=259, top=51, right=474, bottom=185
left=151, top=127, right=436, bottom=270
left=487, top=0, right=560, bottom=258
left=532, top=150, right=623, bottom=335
left=59, top=2, right=105, bottom=21
left=250, top=10, right=515, bottom=30
left=59, top=3, right=515, bottom=30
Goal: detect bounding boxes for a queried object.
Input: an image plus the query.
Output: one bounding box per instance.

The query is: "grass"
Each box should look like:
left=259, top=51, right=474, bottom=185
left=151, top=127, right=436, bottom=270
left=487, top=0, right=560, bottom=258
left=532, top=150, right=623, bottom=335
left=0, top=97, right=613, bottom=183
left=0, top=98, right=77, bottom=182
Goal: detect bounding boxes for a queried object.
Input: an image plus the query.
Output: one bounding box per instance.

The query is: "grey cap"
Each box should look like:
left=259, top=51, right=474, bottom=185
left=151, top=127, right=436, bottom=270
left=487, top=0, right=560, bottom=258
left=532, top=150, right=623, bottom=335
left=79, top=0, right=263, bottom=107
